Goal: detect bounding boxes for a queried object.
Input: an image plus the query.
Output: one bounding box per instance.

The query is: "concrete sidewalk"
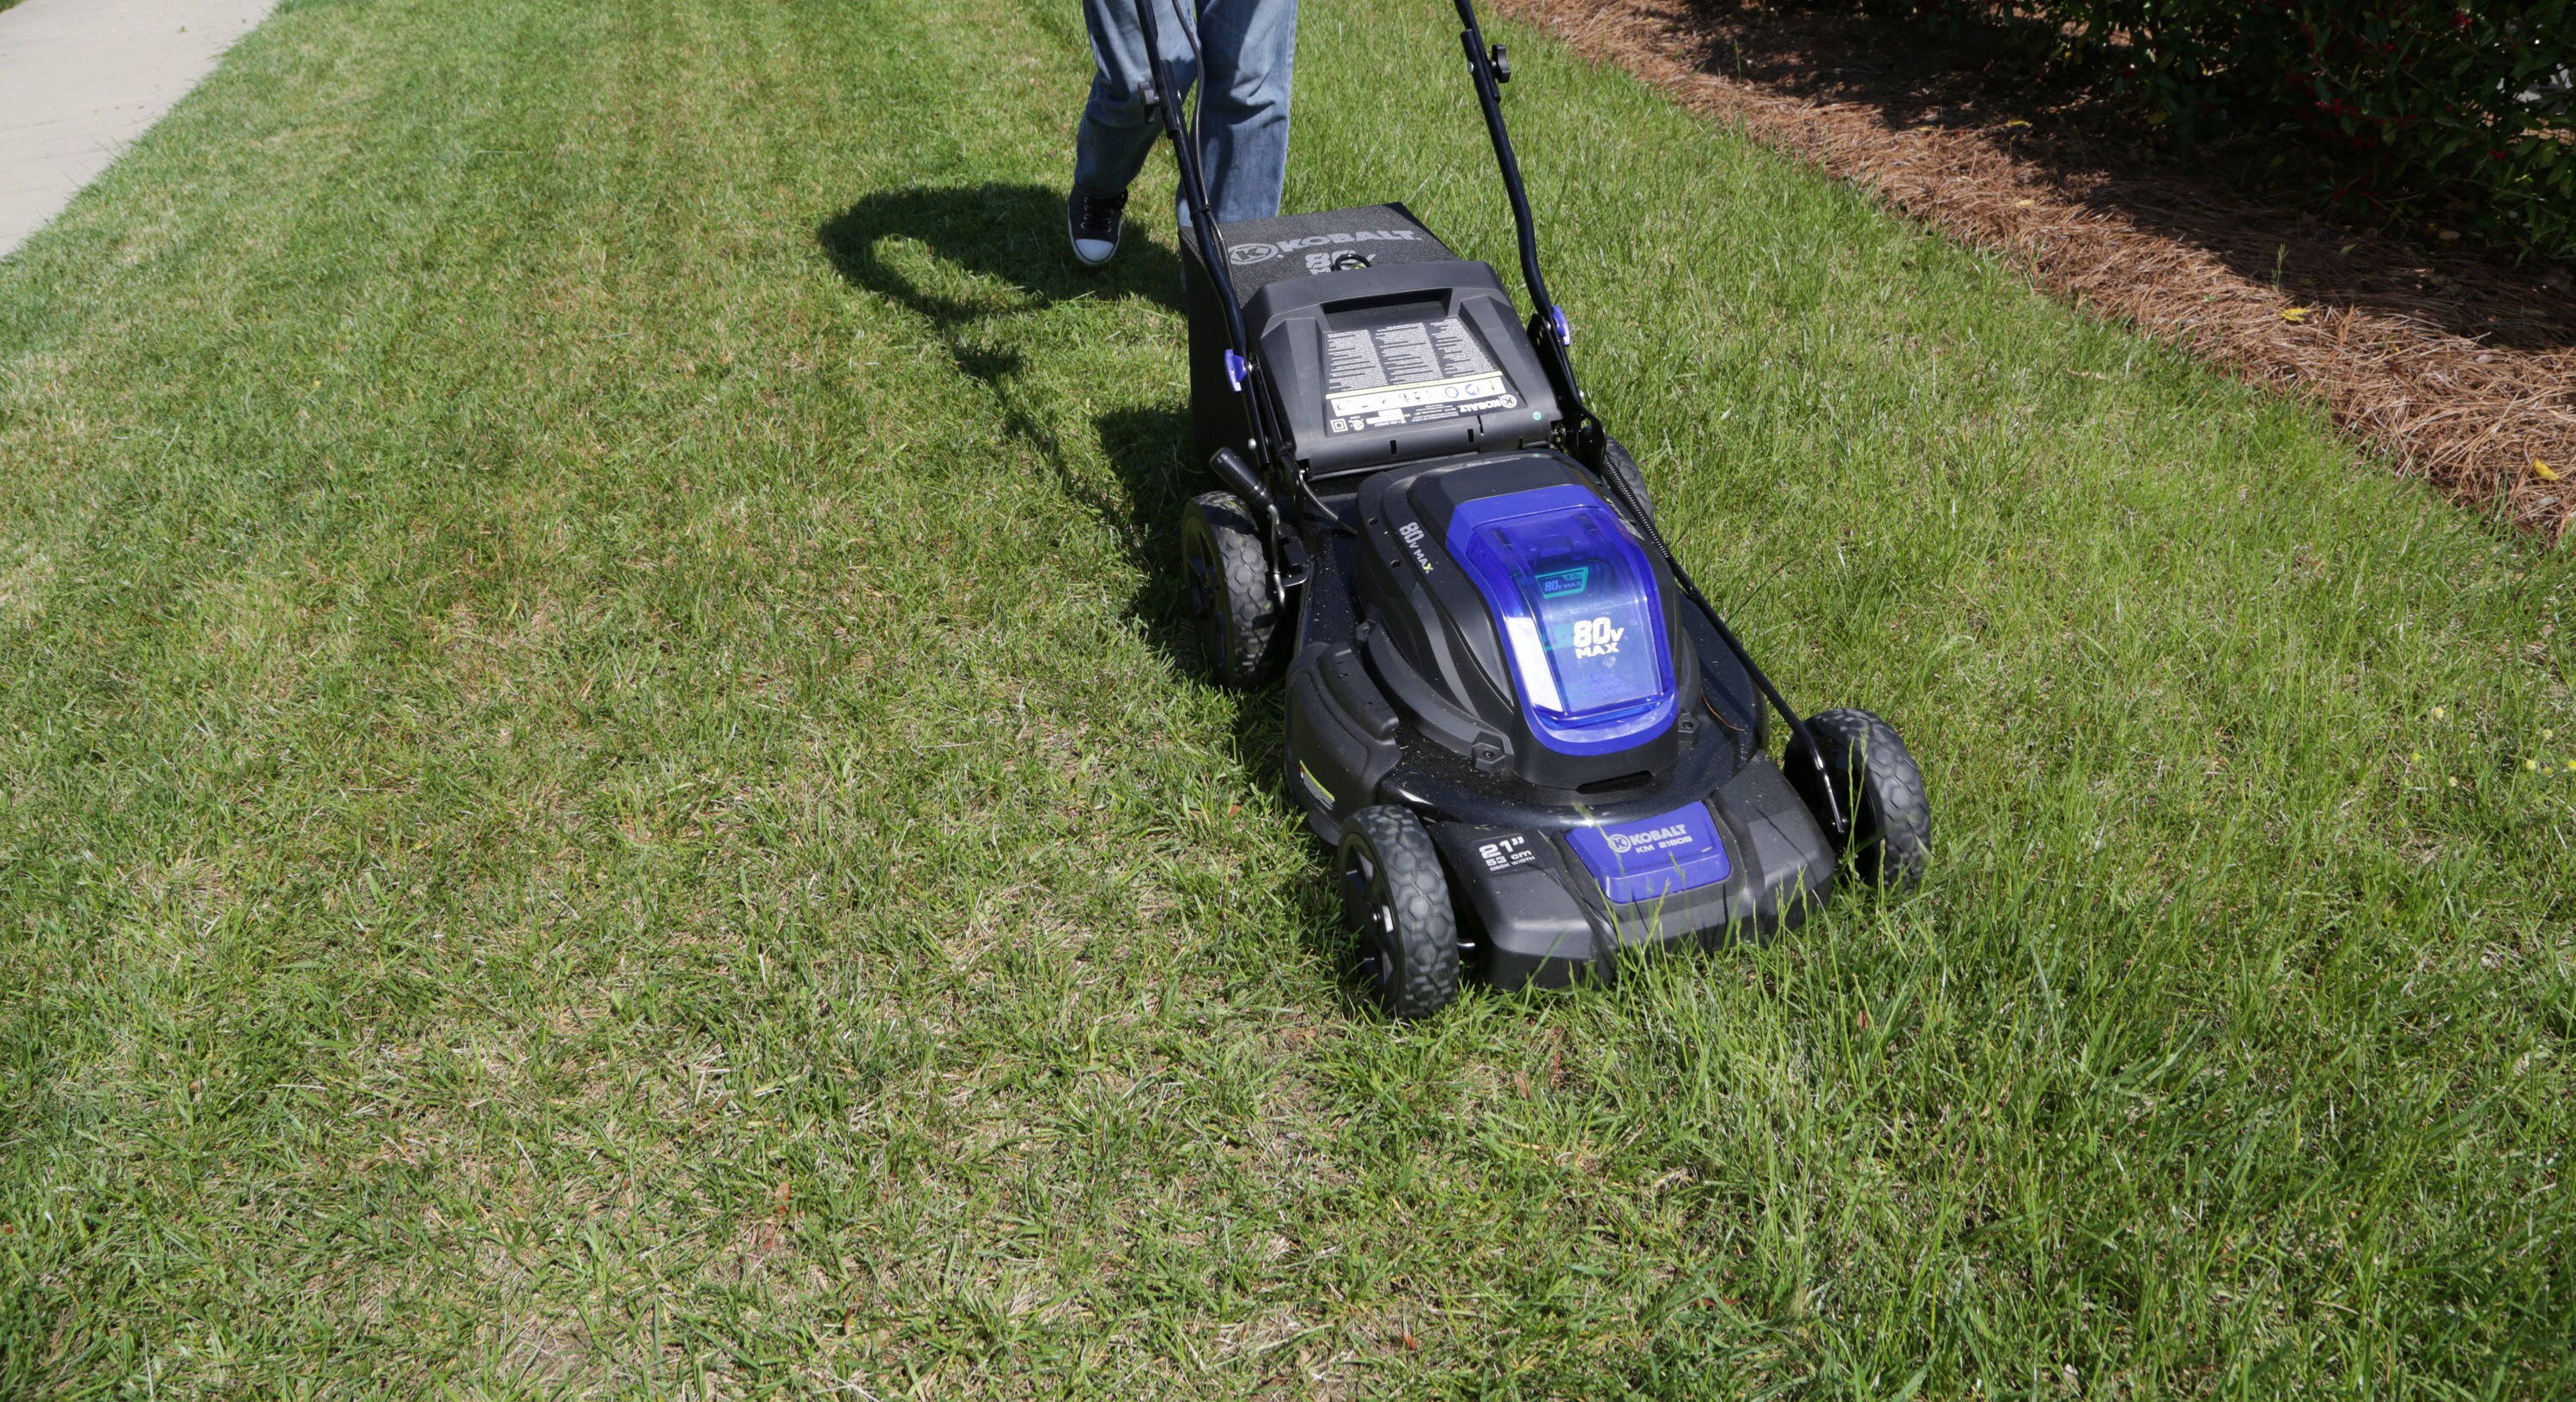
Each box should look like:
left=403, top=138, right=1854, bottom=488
left=0, top=0, right=280, bottom=260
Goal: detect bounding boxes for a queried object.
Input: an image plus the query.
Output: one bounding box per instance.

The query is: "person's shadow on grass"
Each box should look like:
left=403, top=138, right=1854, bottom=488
left=817, top=181, right=1187, bottom=321
left=817, top=182, right=1192, bottom=628
left=815, top=183, right=1286, bottom=781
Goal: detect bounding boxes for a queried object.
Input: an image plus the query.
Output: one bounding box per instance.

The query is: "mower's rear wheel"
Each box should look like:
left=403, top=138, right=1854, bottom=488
left=1600, top=436, right=1656, bottom=527
left=1181, top=492, right=1285, bottom=689
left=1786, top=708, right=1931, bottom=891
left=1335, top=806, right=1461, bottom=1020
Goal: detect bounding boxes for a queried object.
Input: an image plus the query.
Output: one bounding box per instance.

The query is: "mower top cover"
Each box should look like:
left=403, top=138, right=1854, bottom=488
left=1185, top=203, right=1564, bottom=473
left=1444, top=484, right=1676, bottom=756
left=1206, top=203, right=1460, bottom=304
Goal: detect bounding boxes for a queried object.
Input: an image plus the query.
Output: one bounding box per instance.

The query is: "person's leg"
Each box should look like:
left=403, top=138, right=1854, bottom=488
left=1072, top=0, right=1200, bottom=262
left=1194, top=0, right=1297, bottom=223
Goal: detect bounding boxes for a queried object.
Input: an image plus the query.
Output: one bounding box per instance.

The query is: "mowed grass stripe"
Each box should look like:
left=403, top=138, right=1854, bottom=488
left=0, top=0, right=2567, bottom=1394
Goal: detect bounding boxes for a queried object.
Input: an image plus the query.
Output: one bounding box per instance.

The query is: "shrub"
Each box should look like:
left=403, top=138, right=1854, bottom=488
left=1869, top=0, right=2576, bottom=259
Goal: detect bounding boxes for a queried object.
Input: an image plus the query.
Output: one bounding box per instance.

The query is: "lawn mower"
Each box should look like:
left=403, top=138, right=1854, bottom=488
left=1140, top=0, right=1931, bottom=1017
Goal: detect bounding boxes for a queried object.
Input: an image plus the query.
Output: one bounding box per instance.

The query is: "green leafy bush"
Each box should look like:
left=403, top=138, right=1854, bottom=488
left=1877, top=1, right=2575, bottom=258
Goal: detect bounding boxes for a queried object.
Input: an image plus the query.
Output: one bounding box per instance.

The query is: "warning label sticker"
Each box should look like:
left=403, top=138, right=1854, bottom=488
left=1323, top=318, right=1518, bottom=435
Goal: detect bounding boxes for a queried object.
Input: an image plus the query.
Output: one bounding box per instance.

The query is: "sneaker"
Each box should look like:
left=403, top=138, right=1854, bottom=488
left=1068, top=186, right=1127, bottom=266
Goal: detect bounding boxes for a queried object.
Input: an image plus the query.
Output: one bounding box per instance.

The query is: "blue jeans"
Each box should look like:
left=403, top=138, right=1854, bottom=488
left=1074, top=0, right=1298, bottom=224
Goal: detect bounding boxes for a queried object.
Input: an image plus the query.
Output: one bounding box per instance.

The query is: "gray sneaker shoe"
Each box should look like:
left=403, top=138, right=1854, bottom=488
left=1068, top=185, right=1127, bottom=266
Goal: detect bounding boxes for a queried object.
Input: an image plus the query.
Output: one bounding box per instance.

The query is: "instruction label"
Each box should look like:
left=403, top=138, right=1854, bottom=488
left=1323, top=318, right=1517, bottom=435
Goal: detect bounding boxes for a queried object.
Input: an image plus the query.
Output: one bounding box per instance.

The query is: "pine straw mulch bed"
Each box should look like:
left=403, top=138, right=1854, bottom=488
left=1498, top=0, right=2576, bottom=537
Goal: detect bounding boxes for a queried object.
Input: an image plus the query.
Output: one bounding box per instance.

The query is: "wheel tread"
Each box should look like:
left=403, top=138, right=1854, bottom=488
left=1182, top=492, right=1284, bottom=688
left=1790, top=707, right=1931, bottom=890
left=1340, top=806, right=1461, bottom=1019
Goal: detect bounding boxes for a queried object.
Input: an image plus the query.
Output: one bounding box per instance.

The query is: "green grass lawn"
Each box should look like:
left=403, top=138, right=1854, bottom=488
left=1, top=0, right=2569, bottom=1394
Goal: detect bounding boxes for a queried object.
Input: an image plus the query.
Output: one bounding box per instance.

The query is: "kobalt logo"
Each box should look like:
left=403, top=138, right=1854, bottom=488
left=1571, top=616, right=1623, bottom=658
left=1226, top=229, right=1420, bottom=265
left=1605, top=822, right=1689, bottom=856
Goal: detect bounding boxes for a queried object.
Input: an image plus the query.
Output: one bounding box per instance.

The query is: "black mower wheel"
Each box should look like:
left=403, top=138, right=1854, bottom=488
left=1786, top=708, right=1931, bottom=891
left=1335, top=805, right=1461, bottom=1020
left=1599, top=436, right=1656, bottom=526
left=1180, top=492, right=1285, bottom=689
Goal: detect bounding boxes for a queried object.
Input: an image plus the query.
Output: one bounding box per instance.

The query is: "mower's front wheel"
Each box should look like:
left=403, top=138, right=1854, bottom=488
left=1786, top=708, right=1931, bottom=891
left=1335, top=806, right=1461, bottom=1020
left=1181, top=492, right=1285, bottom=689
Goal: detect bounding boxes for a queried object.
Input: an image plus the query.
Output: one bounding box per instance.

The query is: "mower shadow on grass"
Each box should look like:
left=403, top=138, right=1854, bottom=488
left=815, top=184, right=1296, bottom=798
left=1091, top=402, right=1233, bottom=670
